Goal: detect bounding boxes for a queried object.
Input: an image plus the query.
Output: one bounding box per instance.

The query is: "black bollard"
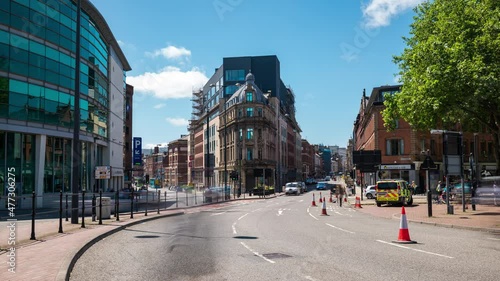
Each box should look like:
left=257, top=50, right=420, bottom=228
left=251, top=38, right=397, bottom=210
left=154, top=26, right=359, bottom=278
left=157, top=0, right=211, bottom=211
left=186, top=190, right=188, bottom=206
left=92, top=193, right=96, bottom=222
left=176, top=189, right=178, bottom=208
left=65, top=193, right=69, bottom=222
left=30, top=191, right=36, bottom=240
left=145, top=189, right=148, bottom=216
left=164, top=191, right=167, bottom=210
left=59, top=191, right=63, bottom=233
left=157, top=190, right=160, bottom=214
left=130, top=188, right=134, bottom=219
left=81, top=190, right=85, bottom=228
left=99, top=190, right=103, bottom=225
left=115, top=189, right=120, bottom=221
left=427, top=189, right=433, bottom=217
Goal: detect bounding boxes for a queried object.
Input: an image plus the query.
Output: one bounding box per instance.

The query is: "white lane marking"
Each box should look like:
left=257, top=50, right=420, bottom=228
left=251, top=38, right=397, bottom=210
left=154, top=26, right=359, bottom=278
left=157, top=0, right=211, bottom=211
left=307, top=207, right=319, bottom=220
left=252, top=208, right=262, bottom=213
left=232, top=222, right=237, bottom=235
left=278, top=208, right=283, bottom=216
left=240, top=242, right=275, bottom=264
left=238, top=213, right=248, bottom=220
left=376, top=240, right=454, bottom=259
left=487, top=238, right=500, bottom=241
left=210, top=211, right=227, bottom=216
left=304, top=276, right=319, bottom=281
left=326, top=223, right=355, bottom=234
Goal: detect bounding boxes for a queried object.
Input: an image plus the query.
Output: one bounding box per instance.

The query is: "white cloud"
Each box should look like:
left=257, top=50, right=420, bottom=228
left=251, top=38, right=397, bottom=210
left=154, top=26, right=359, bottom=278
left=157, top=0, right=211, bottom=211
left=126, top=66, right=208, bottom=99
left=153, top=103, right=166, bottom=109
left=146, top=45, right=191, bottom=59
left=166, top=117, right=189, bottom=127
left=362, top=0, right=426, bottom=29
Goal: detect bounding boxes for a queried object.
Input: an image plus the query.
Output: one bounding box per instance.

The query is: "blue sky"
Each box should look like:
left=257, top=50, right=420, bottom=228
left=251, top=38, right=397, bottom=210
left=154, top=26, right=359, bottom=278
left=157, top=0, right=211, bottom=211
left=90, top=0, right=426, bottom=149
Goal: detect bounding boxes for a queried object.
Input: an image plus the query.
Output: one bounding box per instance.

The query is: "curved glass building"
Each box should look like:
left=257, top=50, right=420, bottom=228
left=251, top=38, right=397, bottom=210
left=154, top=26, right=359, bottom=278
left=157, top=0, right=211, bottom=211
left=0, top=0, right=131, bottom=208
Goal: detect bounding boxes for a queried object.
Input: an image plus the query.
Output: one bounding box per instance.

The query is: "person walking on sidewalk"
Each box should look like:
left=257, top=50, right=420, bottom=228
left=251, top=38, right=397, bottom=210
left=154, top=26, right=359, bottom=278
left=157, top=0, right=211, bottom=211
left=436, top=181, right=444, bottom=204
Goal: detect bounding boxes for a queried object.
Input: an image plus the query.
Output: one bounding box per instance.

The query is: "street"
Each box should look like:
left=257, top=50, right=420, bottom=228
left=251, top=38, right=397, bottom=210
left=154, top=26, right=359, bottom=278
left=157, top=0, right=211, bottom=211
left=69, top=191, right=500, bottom=281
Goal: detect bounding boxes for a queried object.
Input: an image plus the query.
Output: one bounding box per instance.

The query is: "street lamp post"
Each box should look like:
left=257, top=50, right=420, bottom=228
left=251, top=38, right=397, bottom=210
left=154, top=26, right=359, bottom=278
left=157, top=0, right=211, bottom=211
left=204, top=92, right=210, bottom=191
left=157, top=144, right=163, bottom=189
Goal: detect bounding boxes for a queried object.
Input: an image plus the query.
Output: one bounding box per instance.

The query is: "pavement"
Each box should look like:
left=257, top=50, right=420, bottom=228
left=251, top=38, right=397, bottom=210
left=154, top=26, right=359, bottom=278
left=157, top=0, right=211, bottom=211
left=0, top=187, right=498, bottom=281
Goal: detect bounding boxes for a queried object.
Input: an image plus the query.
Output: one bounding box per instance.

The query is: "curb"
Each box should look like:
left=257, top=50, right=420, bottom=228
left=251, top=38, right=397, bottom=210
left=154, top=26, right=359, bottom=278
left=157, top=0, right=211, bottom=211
left=61, top=211, right=185, bottom=281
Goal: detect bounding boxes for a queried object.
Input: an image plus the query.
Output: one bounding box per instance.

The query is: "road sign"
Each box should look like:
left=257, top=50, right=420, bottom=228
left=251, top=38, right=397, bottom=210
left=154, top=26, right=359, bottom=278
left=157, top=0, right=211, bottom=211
left=420, top=155, right=437, bottom=170
left=133, top=137, right=142, bottom=166
left=95, top=166, right=111, bottom=179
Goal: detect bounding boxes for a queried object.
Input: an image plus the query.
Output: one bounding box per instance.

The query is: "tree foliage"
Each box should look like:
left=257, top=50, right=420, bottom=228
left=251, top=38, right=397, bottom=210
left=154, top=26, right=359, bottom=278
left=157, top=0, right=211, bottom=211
left=383, top=0, right=500, bottom=173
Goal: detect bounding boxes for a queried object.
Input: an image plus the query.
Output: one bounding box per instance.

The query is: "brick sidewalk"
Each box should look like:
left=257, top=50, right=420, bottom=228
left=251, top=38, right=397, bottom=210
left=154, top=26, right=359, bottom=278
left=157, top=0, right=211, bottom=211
left=352, top=196, right=500, bottom=232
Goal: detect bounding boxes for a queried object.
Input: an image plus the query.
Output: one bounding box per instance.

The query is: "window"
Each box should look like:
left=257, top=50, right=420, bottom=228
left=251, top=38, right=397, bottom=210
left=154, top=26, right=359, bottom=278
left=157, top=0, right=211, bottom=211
left=225, top=69, right=245, bottom=81
left=246, top=148, right=253, bottom=160
left=246, top=92, right=253, bottom=102
left=246, top=128, right=253, bottom=140
left=246, top=107, right=253, bottom=117
left=238, top=128, right=243, bottom=141
left=225, top=85, right=238, bottom=96
left=257, top=108, right=262, bottom=116
left=386, top=139, right=404, bottom=155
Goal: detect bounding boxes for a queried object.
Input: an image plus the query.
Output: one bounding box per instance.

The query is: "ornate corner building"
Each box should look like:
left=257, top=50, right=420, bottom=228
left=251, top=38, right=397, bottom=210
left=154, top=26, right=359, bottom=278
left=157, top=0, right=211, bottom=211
left=188, top=56, right=302, bottom=193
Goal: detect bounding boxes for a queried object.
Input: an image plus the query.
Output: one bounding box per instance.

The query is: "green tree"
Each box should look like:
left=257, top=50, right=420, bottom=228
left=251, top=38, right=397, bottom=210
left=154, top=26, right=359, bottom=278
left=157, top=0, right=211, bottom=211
left=383, top=0, right=500, bottom=174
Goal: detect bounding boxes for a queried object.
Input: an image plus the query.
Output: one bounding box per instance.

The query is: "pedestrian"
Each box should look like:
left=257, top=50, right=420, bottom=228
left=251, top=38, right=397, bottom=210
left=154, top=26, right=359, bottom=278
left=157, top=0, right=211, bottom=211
left=436, top=181, right=443, bottom=203
left=338, top=185, right=345, bottom=207
left=411, top=181, right=417, bottom=194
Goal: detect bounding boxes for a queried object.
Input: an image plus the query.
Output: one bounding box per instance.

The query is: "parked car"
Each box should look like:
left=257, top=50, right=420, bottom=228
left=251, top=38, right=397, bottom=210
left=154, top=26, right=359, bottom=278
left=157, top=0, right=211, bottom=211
left=204, top=186, right=231, bottom=202
left=298, top=181, right=307, bottom=193
left=285, top=182, right=301, bottom=195
left=364, top=185, right=376, bottom=199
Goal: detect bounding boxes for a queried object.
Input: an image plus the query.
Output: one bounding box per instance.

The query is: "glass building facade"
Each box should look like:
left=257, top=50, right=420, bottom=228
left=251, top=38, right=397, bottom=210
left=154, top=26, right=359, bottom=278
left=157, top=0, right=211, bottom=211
left=0, top=0, right=130, bottom=205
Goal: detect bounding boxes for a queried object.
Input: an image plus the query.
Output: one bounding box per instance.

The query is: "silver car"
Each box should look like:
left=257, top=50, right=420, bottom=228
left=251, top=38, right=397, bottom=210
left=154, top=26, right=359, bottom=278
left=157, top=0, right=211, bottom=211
left=285, top=182, right=301, bottom=195
left=364, top=185, right=376, bottom=199
left=473, top=176, right=500, bottom=206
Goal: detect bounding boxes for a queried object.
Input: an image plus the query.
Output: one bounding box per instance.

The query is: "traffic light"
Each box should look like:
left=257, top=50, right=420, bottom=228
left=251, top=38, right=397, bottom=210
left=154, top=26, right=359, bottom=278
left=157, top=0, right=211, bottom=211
left=230, top=171, right=238, bottom=181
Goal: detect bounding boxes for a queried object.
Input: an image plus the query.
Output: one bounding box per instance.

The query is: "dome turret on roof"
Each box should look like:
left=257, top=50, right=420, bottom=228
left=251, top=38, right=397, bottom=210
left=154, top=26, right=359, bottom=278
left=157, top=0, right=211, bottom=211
left=226, top=72, right=267, bottom=107
left=245, top=72, right=255, bottom=85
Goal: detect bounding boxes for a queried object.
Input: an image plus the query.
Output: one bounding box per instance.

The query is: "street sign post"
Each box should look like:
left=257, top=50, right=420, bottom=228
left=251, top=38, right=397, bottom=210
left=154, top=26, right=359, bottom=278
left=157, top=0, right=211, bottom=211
left=133, top=137, right=142, bottom=166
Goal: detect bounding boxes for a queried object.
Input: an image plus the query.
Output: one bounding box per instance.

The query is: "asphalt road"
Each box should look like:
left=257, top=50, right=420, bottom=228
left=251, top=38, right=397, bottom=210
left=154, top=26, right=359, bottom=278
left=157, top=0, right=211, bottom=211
left=69, top=191, right=500, bottom=281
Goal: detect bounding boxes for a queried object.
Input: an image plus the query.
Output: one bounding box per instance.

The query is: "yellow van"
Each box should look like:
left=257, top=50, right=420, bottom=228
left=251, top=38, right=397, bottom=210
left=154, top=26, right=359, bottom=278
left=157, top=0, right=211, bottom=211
left=375, top=179, right=413, bottom=207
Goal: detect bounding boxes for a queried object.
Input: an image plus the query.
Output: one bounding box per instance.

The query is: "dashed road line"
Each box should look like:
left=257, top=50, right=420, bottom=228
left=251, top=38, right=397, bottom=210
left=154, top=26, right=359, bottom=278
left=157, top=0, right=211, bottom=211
left=376, top=240, right=454, bottom=259
left=307, top=207, right=319, bottom=220
left=232, top=222, right=237, bottom=234
left=237, top=213, right=249, bottom=220
left=325, top=223, right=355, bottom=234
left=240, top=242, right=275, bottom=264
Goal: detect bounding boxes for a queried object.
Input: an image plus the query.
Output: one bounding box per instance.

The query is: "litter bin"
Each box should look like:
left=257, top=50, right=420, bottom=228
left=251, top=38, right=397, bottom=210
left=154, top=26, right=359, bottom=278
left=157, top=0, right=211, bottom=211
left=96, top=197, right=111, bottom=219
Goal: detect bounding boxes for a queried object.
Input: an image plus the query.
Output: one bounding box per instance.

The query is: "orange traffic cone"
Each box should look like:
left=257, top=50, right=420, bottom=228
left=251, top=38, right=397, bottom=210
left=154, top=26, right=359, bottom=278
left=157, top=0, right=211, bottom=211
left=354, top=196, right=362, bottom=208
left=393, top=206, right=416, bottom=244
left=319, top=192, right=322, bottom=202
left=311, top=193, right=317, bottom=207
left=329, top=193, right=333, bottom=203
left=320, top=198, right=328, bottom=216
